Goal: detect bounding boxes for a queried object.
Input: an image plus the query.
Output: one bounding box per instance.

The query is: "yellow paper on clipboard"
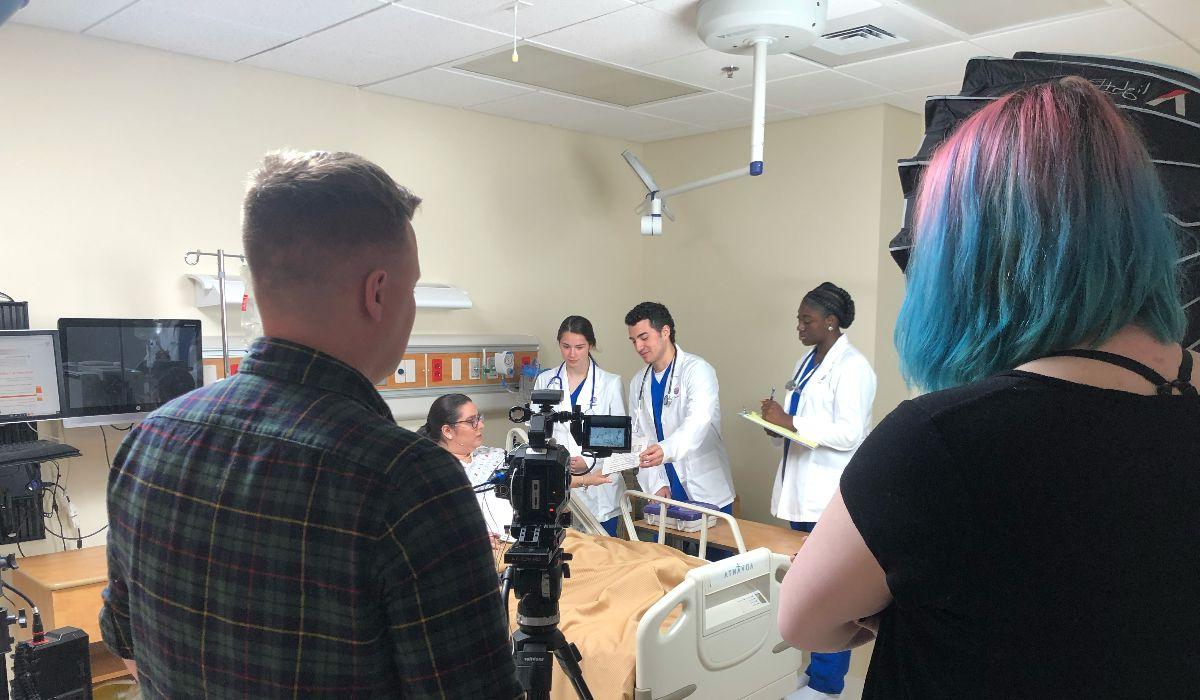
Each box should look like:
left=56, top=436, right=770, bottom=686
left=739, top=410, right=819, bottom=449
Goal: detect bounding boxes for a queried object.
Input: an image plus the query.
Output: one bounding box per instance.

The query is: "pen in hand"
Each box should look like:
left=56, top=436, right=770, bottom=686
left=769, top=387, right=776, bottom=403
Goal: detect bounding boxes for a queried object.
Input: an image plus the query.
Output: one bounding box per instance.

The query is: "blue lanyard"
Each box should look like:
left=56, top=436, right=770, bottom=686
left=787, top=352, right=820, bottom=416
left=782, top=352, right=820, bottom=466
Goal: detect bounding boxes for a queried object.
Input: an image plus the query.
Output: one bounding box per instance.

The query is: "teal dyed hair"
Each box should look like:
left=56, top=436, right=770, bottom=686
left=896, top=76, right=1185, bottom=391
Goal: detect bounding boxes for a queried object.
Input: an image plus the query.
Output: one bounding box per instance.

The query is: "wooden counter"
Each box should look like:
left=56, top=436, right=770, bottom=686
left=10, top=546, right=132, bottom=685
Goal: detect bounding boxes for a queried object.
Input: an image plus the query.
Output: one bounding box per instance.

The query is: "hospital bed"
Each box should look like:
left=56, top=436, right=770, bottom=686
left=541, top=489, right=803, bottom=700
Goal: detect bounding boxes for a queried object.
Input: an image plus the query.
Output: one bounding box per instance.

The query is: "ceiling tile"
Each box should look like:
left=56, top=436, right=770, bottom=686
left=837, top=41, right=987, bottom=92
left=11, top=0, right=135, bottom=32
left=642, top=0, right=698, bottom=21
left=1119, top=42, right=1200, bottom=75
left=402, top=0, right=634, bottom=37
left=85, top=0, right=381, bottom=63
left=730, top=70, right=891, bottom=112
left=1126, top=0, right=1200, bottom=45
left=641, top=123, right=716, bottom=142
left=635, top=92, right=790, bottom=127
left=641, top=49, right=824, bottom=91
left=711, top=110, right=806, bottom=130
left=242, top=5, right=510, bottom=86
left=805, top=93, right=893, bottom=116
left=901, top=0, right=1111, bottom=35
left=972, top=8, right=1177, bottom=57
left=533, top=3, right=706, bottom=68
left=472, top=90, right=688, bottom=141
left=367, top=67, right=533, bottom=107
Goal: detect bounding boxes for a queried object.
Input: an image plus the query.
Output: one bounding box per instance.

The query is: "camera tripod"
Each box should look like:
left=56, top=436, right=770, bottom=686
left=502, top=522, right=592, bottom=700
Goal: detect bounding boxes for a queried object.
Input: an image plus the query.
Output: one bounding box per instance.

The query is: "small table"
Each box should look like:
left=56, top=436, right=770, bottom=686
left=10, top=546, right=133, bottom=685
left=632, top=517, right=808, bottom=556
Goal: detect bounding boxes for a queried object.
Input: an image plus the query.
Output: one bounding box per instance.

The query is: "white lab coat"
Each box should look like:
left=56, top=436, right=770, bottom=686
left=628, top=346, right=736, bottom=509
left=770, top=334, right=876, bottom=523
left=533, top=361, right=627, bottom=522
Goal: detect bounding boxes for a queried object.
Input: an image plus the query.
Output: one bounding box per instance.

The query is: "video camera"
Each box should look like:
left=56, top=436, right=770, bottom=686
left=498, top=389, right=631, bottom=532
left=488, top=389, right=631, bottom=700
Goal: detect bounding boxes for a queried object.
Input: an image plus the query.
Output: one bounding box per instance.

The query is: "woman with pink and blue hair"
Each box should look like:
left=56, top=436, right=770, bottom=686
left=777, top=76, right=1198, bottom=698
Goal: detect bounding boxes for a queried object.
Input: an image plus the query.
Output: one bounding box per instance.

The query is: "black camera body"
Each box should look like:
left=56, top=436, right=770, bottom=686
left=497, top=389, right=632, bottom=538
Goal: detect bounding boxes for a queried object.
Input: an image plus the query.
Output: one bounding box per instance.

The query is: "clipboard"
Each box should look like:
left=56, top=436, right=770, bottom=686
left=739, top=410, right=819, bottom=449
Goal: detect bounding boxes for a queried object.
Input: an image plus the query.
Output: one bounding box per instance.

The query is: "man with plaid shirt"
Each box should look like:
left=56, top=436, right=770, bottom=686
left=100, top=151, right=521, bottom=698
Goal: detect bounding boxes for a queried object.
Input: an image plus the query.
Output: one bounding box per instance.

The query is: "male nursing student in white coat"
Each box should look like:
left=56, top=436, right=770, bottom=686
left=624, top=302, right=737, bottom=518
left=759, top=282, right=876, bottom=700
left=533, top=315, right=626, bottom=536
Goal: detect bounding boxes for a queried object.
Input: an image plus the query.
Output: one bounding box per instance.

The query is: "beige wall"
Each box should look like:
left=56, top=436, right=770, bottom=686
left=1, top=23, right=922, bottom=568
left=640, top=105, right=921, bottom=524
left=0, top=24, right=648, bottom=555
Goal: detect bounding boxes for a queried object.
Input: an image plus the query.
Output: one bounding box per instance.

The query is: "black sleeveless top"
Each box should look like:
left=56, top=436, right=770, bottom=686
left=841, top=348, right=1199, bottom=698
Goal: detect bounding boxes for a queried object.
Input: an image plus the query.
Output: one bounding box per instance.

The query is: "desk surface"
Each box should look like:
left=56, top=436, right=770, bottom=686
left=13, top=546, right=108, bottom=590
left=633, top=517, right=807, bottom=556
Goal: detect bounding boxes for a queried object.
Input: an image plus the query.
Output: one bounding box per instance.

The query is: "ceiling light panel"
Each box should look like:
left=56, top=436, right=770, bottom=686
left=458, top=44, right=700, bottom=107
left=367, top=67, right=534, bottom=108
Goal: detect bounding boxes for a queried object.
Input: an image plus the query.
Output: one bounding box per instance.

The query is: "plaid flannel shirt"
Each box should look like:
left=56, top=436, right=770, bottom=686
left=100, top=337, right=521, bottom=699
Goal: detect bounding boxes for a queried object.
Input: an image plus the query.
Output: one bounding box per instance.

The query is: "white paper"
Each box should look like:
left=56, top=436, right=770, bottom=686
left=602, top=436, right=650, bottom=475
left=451, top=357, right=462, bottom=381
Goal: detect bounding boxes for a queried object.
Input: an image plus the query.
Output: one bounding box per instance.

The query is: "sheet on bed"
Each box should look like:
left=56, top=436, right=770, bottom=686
left=497, top=529, right=706, bottom=700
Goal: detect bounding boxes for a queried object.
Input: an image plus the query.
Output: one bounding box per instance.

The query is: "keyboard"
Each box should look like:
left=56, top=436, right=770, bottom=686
left=0, top=440, right=81, bottom=467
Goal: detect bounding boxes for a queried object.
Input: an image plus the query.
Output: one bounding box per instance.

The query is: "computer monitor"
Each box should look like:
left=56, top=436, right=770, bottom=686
left=0, top=330, right=65, bottom=425
left=58, top=318, right=202, bottom=426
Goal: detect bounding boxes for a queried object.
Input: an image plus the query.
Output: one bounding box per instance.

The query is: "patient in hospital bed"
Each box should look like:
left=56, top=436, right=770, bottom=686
left=420, top=393, right=616, bottom=548
left=417, top=394, right=515, bottom=545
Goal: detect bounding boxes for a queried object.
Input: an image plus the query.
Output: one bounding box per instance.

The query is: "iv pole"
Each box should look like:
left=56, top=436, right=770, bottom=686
left=184, top=249, right=246, bottom=377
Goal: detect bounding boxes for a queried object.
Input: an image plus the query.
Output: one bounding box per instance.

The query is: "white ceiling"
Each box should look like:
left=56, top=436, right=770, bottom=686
left=12, top=0, right=1200, bottom=143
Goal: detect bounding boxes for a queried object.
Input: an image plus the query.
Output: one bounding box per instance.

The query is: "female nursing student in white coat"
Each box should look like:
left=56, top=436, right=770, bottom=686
left=759, top=282, right=876, bottom=699
left=533, top=315, right=627, bottom=536
left=625, top=302, right=737, bottom=515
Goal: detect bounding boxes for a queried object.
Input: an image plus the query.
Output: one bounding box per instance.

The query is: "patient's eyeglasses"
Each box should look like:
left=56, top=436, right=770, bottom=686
left=452, top=414, right=484, bottom=429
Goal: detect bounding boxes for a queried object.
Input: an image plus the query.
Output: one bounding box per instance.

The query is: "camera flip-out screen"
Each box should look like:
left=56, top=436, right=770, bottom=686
left=581, top=415, right=632, bottom=451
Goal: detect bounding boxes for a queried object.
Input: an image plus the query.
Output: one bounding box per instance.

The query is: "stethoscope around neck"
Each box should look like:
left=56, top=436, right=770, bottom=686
left=547, top=357, right=598, bottom=410
left=633, top=356, right=679, bottom=435
left=786, top=349, right=820, bottom=393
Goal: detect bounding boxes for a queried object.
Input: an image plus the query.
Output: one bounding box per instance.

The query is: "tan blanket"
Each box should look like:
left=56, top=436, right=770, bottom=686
left=498, top=529, right=705, bottom=700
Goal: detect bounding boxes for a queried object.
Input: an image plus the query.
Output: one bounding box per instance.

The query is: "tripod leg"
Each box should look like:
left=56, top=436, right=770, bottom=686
left=512, top=629, right=554, bottom=700
left=548, top=631, right=593, bottom=700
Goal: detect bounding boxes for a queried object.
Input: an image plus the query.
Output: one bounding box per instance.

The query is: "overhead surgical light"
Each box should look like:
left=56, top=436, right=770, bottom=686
left=623, top=0, right=827, bottom=235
